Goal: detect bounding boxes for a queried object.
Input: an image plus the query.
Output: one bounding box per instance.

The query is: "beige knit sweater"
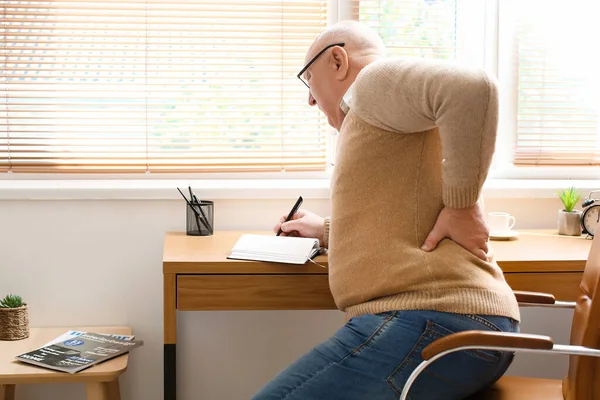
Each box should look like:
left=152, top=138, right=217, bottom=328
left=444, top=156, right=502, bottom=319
left=326, top=58, right=520, bottom=321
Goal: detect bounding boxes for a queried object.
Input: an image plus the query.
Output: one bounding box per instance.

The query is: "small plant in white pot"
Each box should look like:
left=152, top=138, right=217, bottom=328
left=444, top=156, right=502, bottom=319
left=557, top=187, right=582, bottom=236
left=0, top=294, right=29, bottom=340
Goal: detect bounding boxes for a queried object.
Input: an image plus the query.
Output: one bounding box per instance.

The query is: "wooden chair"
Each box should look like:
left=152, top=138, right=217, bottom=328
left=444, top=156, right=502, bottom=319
left=399, top=233, right=600, bottom=400
left=0, top=326, right=132, bottom=400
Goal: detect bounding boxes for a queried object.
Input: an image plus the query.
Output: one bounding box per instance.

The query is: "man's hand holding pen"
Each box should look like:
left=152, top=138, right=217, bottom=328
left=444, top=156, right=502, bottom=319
left=273, top=208, right=326, bottom=244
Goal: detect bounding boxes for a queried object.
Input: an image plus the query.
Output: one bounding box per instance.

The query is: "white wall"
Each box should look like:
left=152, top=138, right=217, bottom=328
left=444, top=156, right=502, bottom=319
left=0, top=195, right=574, bottom=400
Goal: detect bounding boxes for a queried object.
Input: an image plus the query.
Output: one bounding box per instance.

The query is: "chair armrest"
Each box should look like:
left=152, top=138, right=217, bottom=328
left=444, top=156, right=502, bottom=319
left=421, top=331, right=553, bottom=360
left=400, top=333, right=600, bottom=400
left=513, top=290, right=555, bottom=304
left=514, top=290, right=576, bottom=308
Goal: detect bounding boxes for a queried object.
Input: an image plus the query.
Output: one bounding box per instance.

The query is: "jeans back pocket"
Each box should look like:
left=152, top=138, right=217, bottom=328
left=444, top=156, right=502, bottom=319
left=386, top=320, right=502, bottom=400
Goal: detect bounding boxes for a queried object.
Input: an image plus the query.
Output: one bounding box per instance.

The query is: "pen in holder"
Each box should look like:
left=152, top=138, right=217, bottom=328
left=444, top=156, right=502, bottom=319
left=186, top=200, right=214, bottom=236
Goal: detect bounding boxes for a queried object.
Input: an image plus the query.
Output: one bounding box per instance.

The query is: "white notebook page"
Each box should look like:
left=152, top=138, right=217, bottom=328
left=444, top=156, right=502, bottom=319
left=228, top=234, right=320, bottom=264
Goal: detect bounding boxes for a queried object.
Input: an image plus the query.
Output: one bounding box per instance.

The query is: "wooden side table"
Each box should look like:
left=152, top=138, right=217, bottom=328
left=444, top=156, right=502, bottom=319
left=0, top=326, right=132, bottom=400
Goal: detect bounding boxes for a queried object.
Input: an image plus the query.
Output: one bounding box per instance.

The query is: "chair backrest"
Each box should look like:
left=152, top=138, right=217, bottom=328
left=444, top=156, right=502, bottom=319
left=563, top=233, right=600, bottom=400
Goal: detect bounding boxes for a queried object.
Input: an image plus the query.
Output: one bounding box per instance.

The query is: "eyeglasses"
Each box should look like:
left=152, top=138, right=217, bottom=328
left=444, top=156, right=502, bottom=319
left=297, top=42, right=345, bottom=89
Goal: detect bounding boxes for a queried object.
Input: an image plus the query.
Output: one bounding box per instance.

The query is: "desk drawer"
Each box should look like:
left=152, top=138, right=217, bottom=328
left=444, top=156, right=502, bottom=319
left=505, top=272, right=582, bottom=301
left=177, top=275, right=337, bottom=311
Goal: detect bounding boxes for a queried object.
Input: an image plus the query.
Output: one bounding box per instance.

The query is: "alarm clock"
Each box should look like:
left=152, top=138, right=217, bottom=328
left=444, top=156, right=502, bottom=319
left=581, top=190, right=600, bottom=237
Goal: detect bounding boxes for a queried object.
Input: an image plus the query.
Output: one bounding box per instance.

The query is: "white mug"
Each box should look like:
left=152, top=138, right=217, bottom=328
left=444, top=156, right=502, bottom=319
left=488, top=212, right=516, bottom=233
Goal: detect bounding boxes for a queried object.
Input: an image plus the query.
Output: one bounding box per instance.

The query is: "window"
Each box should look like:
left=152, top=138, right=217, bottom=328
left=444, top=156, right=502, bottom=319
left=351, top=0, right=600, bottom=177
left=3, top=0, right=594, bottom=178
left=1, top=1, right=328, bottom=173
left=348, top=0, right=487, bottom=68
left=494, top=0, right=600, bottom=178
left=509, top=0, right=600, bottom=167
left=354, top=0, right=459, bottom=60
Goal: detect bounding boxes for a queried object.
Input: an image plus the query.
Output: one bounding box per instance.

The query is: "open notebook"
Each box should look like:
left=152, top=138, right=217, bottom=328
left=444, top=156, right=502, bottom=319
left=227, top=234, right=321, bottom=264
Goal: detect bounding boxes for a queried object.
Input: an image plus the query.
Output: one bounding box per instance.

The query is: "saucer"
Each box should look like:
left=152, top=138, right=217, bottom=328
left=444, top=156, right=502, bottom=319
left=489, top=230, right=520, bottom=241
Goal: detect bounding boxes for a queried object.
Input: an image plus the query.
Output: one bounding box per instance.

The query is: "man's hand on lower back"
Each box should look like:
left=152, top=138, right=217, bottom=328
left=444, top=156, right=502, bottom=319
left=421, top=202, right=490, bottom=261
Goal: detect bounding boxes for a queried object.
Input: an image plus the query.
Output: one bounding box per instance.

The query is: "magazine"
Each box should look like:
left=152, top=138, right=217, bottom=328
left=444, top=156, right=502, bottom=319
left=16, top=332, right=143, bottom=374
left=41, top=330, right=135, bottom=348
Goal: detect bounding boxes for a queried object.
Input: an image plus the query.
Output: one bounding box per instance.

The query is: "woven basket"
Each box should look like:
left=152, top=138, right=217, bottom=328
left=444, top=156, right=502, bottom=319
left=0, top=304, right=29, bottom=341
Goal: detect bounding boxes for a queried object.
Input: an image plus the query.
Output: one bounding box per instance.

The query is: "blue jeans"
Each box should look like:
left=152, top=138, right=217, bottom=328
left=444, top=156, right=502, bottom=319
left=251, top=310, right=519, bottom=400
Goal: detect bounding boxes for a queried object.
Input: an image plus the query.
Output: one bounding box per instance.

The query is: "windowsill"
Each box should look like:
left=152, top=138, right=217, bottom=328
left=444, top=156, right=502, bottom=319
left=0, top=178, right=331, bottom=200
left=0, top=177, right=598, bottom=200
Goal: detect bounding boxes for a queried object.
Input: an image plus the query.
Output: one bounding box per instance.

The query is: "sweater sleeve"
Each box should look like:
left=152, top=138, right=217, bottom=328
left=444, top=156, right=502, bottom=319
left=351, top=58, right=499, bottom=209
left=323, top=216, right=331, bottom=249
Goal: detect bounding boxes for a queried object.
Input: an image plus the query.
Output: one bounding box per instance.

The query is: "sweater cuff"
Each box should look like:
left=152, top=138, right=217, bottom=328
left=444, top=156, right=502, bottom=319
left=443, top=184, right=481, bottom=209
left=323, top=217, right=331, bottom=248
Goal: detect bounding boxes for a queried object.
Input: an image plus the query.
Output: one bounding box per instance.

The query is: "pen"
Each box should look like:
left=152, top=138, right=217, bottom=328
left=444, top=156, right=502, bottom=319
left=177, top=187, right=204, bottom=234
left=277, top=195, right=303, bottom=236
left=184, top=187, right=212, bottom=234
left=193, top=194, right=213, bottom=234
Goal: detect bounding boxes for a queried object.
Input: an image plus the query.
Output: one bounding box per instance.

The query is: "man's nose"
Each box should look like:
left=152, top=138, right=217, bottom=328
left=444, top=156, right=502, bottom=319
left=307, top=91, right=317, bottom=107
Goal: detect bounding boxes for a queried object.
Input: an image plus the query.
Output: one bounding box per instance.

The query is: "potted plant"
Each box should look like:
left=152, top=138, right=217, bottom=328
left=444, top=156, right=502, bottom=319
left=557, top=186, right=582, bottom=236
left=0, top=294, right=29, bottom=340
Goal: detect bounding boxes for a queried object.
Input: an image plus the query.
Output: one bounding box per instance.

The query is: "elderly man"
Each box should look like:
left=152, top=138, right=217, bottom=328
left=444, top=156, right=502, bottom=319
left=252, top=21, right=520, bottom=400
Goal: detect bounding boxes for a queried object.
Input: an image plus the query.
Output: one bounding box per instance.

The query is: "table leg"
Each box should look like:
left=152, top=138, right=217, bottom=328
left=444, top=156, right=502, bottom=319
left=86, top=380, right=120, bottom=400
left=0, top=384, right=16, bottom=400
left=164, top=273, right=177, bottom=400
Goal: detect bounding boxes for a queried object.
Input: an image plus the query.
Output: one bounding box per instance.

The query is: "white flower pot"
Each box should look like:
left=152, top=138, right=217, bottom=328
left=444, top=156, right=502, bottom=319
left=558, top=209, right=582, bottom=236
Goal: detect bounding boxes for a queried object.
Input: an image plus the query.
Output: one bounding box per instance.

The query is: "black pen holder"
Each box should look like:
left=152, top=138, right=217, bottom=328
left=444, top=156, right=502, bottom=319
left=186, top=200, right=214, bottom=236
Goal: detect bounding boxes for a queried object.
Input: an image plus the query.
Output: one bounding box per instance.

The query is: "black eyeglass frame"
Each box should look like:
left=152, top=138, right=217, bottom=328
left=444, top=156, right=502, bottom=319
left=297, top=42, right=346, bottom=88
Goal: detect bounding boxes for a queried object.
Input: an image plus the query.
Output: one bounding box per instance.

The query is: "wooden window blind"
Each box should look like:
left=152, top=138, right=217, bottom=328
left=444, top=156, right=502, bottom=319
left=513, top=0, right=600, bottom=166
left=1, top=1, right=328, bottom=173
left=352, top=0, right=458, bottom=60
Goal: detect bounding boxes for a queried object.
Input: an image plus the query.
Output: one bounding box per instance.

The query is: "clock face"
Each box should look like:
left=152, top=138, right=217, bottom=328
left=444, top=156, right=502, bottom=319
left=583, top=205, right=600, bottom=236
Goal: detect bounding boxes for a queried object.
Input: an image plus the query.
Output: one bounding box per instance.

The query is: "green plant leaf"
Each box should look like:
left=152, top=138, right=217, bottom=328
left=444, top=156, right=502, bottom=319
left=557, top=186, right=581, bottom=212
left=0, top=294, right=24, bottom=308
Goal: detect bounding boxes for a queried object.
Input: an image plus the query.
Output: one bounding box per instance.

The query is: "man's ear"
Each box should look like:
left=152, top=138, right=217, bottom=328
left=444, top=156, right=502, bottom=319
left=330, top=47, right=349, bottom=81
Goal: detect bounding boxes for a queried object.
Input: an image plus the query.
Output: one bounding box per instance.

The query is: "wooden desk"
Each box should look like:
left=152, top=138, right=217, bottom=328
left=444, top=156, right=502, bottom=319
left=162, top=230, right=591, bottom=400
left=0, top=326, right=131, bottom=400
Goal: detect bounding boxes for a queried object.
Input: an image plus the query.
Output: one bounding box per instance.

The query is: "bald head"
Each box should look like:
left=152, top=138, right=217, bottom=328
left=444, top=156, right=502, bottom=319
left=301, top=21, right=386, bottom=132
left=306, top=20, right=386, bottom=63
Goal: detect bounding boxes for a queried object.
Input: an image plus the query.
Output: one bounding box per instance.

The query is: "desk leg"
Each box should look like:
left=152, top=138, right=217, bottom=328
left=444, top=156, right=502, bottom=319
left=86, top=380, right=120, bottom=400
left=1, top=384, right=16, bottom=400
left=164, top=273, right=177, bottom=400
